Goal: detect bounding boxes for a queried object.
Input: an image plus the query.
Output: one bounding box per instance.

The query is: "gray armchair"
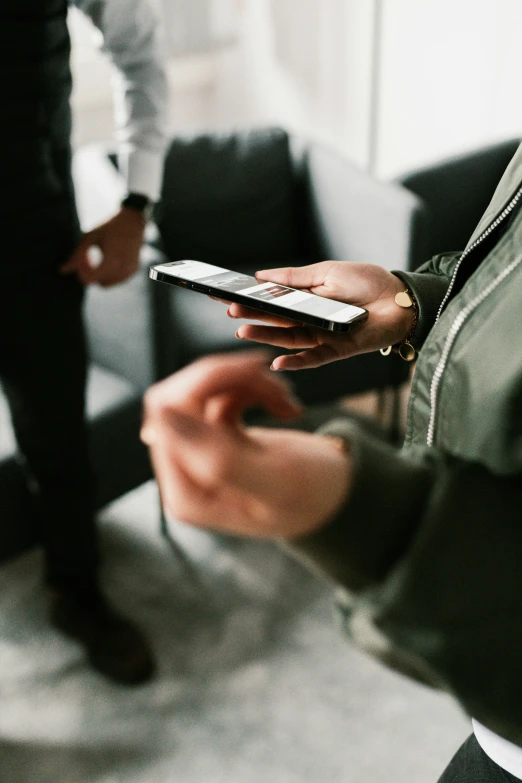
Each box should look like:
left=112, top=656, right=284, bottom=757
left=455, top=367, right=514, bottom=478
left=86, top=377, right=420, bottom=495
left=152, top=128, right=427, bottom=408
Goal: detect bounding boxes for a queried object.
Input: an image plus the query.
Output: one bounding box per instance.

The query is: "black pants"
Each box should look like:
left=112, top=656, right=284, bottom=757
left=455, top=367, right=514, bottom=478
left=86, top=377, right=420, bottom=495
left=438, top=735, right=520, bottom=782
left=0, top=268, right=99, bottom=590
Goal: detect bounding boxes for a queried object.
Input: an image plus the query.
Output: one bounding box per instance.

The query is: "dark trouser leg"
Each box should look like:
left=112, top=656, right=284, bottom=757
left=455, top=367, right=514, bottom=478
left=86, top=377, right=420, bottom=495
left=438, top=735, right=520, bottom=782
left=0, top=268, right=155, bottom=684
left=0, top=271, right=99, bottom=590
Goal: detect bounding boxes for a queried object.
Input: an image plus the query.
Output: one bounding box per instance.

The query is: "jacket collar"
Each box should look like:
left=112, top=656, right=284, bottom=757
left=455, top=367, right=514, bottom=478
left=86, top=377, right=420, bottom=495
left=465, top=140, right=522, bottom=250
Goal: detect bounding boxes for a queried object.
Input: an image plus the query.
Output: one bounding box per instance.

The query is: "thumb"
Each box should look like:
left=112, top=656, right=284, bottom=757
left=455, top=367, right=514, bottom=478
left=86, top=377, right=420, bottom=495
left=150, top=409, right=251, bottom=493
left=60, top=246, right=86, bottom=274
left=255, top=263, right=326, bottom=290
left=60, top=232, right=98, bottom=273
left=62, top=244, right=103, bottom=285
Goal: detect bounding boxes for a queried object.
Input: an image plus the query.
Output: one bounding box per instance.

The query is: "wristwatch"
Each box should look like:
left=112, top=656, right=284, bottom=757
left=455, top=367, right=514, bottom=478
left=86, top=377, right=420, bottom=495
left=121, top=192, right=155, bottom=221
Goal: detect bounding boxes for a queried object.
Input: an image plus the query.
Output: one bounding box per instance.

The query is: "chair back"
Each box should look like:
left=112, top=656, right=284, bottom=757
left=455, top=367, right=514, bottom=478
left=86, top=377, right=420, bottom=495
left=397, top=139, right=521, bottom=268
left=295, top=142, right=428, bottom=272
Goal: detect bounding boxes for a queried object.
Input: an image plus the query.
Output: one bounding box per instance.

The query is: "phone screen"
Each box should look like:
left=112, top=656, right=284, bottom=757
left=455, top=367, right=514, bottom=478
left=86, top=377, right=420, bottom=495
left=151, top=260, right=367, bottom=329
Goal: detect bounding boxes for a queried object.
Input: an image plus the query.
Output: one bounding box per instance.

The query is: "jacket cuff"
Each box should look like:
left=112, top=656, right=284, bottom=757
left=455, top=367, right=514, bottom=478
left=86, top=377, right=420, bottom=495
left=119, top=147, right=164, bottom=202
left=392, top=270, right=450, bottom=350
left=290, top=419, right=433, bottom=592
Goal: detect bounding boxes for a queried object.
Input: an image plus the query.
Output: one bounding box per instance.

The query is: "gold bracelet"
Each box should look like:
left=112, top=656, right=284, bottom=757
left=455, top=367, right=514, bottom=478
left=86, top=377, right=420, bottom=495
left=380, top=288, right=418, bottom=362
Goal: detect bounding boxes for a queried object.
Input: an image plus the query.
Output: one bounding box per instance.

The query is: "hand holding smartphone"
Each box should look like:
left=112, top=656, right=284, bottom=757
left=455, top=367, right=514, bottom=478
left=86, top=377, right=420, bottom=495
left=149, top=260, right=368, bottom=332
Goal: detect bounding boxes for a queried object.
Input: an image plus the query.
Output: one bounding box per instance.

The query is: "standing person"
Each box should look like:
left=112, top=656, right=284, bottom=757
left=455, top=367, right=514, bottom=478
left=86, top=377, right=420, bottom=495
left=141, top=142, right=522, bottom=776
left=0, top=0, right=168, bottom=684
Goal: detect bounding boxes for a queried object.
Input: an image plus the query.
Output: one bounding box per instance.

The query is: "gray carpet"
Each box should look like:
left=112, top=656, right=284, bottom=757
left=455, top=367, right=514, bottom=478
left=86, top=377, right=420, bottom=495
left=0, top=481, right=469, bottom=783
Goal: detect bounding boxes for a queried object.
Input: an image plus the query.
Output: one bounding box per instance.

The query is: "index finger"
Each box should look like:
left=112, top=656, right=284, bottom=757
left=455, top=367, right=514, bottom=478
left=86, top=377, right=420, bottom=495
left=227, top=302, right=299, bottom=327
left=143, top=350, right=302, bottom=421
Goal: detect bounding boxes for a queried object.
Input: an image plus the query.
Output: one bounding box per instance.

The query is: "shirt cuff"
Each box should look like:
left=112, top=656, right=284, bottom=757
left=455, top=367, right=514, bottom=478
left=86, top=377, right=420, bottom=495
left=119, top=147, right=164, bottom=202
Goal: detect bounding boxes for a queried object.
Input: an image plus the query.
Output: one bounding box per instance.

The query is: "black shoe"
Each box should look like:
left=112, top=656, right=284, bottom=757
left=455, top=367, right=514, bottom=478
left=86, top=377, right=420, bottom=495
left=48, top=588, right=156, bottom=685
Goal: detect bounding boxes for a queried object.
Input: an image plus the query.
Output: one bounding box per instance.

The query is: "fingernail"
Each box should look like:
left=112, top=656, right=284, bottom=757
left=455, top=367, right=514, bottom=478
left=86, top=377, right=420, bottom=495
left=270, top=364, right=280, bottom=371
left=235, top=330, right=242, bottom=339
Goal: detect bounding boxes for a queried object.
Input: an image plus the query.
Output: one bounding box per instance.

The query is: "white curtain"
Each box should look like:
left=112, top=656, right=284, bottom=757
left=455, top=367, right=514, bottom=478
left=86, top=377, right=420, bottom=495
left=270, top=0, right=323, bottom=97
left=160, top=0, right=239, bottom=57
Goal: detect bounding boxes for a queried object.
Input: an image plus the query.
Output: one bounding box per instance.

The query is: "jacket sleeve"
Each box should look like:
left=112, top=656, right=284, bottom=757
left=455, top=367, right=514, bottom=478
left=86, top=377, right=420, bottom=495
left=290, top=417, right=522, bottom=747
left=392, top=251, right=462, bottom=350
left=75, top=0, right=169, bottom=201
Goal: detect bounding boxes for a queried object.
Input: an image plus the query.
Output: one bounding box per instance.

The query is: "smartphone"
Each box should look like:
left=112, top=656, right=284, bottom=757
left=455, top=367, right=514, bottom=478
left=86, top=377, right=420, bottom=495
left=149, top=260, right=368, bottom=332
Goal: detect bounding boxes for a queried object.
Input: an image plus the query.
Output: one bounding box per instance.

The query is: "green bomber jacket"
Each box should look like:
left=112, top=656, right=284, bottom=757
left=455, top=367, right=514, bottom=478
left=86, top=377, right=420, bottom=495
left=293, top=142, right=522, bottom=744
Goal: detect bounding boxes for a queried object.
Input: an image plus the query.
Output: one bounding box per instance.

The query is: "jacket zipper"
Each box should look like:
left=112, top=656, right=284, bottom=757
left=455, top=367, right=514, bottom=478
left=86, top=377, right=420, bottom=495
left=427, top=254, right=522, bottom=446
left=427, top=185, right=522, bottom=447
left=434, top=185, right=522, bottom=324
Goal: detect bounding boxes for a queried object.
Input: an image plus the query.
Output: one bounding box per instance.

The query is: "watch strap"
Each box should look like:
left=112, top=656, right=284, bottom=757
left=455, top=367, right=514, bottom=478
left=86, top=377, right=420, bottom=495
left=121, top=192, right=154, bottom=220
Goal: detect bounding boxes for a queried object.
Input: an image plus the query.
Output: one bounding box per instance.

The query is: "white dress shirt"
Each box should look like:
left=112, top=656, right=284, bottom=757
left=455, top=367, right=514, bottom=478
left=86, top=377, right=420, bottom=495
left=73, top=0, right=169, bottom=202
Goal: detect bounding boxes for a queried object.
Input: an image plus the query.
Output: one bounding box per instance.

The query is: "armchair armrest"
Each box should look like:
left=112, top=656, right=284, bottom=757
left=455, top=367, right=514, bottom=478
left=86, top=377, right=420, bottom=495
left=73, top=144, right=175, bottom=391
left=85, top=244, right=169, bottom=392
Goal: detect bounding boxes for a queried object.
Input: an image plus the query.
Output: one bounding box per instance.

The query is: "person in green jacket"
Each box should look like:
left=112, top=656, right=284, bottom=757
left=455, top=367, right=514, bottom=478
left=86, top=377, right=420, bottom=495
left=141, top=142, right=522, bottom=781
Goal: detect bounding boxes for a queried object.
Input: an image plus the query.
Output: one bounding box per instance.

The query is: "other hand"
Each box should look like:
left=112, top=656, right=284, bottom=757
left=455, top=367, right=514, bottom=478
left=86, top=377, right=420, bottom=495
left=61, top=208, right=146, bottom=287
left=141, top=352, right=351, bottom=538
left=227, top=261, right=414, bottom=370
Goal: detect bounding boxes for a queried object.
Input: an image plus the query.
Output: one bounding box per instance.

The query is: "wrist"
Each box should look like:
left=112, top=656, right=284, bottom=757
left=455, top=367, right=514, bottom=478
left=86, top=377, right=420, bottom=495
left=120, top=204, right=146, bottom=221
left=390, top=274, right=416, bottom=336
left=288, top=434, right=352, bottom=540
left=320, top=435, right=353, bottom=524
left=381, top=279, right=418, bottom=362
left=398, top=301, right=416, bottom=342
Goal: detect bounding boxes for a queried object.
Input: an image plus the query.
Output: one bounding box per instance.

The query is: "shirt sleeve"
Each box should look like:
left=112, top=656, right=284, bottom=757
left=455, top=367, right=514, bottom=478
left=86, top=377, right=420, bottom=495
left=392, top=251, right=461, bottom=351
left=74, top=0, right=169, bottom=201
left=289, top=417, right=522, bottom=747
